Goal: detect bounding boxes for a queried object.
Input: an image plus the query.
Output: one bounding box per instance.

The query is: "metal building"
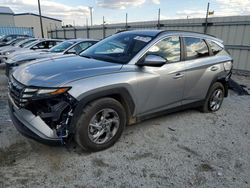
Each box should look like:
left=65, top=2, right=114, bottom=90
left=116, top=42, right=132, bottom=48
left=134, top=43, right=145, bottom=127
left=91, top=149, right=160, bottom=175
left=14, top=13, right=62, bottom=38
left=0, top=6, right=15, bottom=26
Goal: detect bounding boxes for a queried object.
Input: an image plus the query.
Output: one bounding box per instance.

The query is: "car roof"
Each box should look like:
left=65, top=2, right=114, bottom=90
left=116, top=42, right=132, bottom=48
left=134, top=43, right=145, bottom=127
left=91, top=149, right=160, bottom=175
left=160, top=30, right=222, bottom=42
left=119, top=30, right=163, bottom=37
left=66, top=38, right=99, bottom=42
left=119, top=30, right=223, bottom=43
left=41, top=39, right=64, bottom=41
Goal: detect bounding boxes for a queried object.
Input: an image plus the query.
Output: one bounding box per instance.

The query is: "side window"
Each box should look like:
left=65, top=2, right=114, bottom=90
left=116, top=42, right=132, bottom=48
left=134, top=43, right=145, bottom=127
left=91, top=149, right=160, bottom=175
left=48, top=41, right=56, bottom=48
left=184, top=37, right=209, bottom=60
left=207, top=40, right=223, bottom=55
left=32, top=42, right=46, bottom=50
left=67, top=44, right=81, bottom=54
left=78, top=42, right=92, bottom=52
left=146, top=36, right=181, bottom=63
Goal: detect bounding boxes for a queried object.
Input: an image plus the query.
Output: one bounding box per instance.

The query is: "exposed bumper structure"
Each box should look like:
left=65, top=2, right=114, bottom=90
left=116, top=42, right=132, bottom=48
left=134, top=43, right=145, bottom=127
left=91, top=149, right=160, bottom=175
left=9, top=96, right=61, bottom=144
left=0, top=55, right=7, bottom=64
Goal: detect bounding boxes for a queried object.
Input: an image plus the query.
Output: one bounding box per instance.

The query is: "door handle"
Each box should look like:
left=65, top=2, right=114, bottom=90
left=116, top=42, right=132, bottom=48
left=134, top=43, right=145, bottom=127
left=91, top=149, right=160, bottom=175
left=173, top=73, right=184, bottom=79
left=210, top=66, right=218, bottom=71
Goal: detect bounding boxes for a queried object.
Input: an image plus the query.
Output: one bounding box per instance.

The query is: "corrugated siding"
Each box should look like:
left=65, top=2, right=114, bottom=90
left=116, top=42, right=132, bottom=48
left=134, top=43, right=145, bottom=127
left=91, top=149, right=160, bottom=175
left=0, top=26, right=33, bottom=36
left=48, top=15, right=250, bottom=71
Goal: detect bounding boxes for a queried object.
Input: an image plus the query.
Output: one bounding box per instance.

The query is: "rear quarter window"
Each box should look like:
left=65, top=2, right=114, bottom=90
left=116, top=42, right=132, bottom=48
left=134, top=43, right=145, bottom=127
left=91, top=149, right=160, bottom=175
left=207, top=40, right=224, bottom=55
left=184, top=37, right=209, bottom=60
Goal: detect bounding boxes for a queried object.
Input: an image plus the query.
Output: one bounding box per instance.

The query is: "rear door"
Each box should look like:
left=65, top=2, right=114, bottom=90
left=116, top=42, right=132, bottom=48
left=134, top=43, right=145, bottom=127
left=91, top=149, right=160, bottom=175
left=181, top=36, right=223, bottom=104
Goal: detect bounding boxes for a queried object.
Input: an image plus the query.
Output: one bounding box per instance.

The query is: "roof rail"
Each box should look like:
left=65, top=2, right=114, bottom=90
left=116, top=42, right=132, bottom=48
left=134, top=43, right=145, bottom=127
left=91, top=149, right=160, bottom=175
left=160, top=30, right=217, bottom=38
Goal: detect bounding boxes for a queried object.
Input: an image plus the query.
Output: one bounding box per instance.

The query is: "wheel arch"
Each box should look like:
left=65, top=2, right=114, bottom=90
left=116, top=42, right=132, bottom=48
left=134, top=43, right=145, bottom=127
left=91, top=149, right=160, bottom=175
left=208, top=74, right=229, bottom=97
left=69, top=87, right=136, bottom=133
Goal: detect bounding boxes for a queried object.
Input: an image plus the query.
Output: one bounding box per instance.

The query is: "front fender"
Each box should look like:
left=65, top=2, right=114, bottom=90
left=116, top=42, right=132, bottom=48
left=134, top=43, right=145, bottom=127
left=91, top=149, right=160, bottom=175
left=67, top=72, right=139, bottom=115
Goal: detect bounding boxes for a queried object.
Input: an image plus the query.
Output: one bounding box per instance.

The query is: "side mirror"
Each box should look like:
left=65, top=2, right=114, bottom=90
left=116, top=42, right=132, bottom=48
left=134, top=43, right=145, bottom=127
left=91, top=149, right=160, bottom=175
left=66, top=49, right=77, bottom=55
left=66, top=51, right=76, bottom=55
left=137, top=54, right=166, bottom=67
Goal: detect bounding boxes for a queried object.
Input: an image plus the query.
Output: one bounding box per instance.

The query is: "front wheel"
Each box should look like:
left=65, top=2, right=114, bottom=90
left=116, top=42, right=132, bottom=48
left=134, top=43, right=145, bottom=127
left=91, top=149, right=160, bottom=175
left=200, top=82, right=225, bottom=113
left=74, top=98, right=126, bottom=151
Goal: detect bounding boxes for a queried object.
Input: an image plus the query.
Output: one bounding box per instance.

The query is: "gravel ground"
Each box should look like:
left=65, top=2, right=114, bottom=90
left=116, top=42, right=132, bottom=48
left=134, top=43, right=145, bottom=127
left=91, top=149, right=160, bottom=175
left=0, top=69, right=249, bottom=188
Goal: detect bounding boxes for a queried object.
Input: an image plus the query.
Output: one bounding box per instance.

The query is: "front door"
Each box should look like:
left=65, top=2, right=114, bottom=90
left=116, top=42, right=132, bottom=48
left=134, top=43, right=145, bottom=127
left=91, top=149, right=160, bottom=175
left=136, top=36, right=185, bottom=115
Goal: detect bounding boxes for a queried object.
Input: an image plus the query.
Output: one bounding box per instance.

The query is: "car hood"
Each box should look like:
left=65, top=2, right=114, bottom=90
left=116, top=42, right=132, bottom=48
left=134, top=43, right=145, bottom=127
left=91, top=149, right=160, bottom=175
left=0, top=45, right=13, bottom=52
left=0, top=46, right=21, bottom=54
left=9, top=48, right=33, bottom=56
left=7, top=51, right=57, bottom=63
left=13, top=56, right=123, bottom=87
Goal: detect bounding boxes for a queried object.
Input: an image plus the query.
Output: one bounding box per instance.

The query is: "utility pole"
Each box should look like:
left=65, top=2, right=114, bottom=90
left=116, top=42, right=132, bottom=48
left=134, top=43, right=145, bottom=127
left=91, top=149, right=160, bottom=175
left=204, top=2, right=210, bottom=34
left=86, top=18, right=89, bottom=39
left=89, top=7, right=93, bottom=26
left=102, top=16, right=106, bottom=39
left=157, top=8, right=161, bottom=29
left=38, top=0, right=44, bottom=38
left=125, top=13, right=128, bottom=30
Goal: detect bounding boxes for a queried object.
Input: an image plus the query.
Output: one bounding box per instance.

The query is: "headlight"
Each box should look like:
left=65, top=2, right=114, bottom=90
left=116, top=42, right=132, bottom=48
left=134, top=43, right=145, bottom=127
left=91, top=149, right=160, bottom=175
left=4, top=50, right=14, bottom=55
left=23, top=87, right=71, bottom=98
left=37, top=88, right=70, bottom=95
left=223, top=61, right=233, bottom=71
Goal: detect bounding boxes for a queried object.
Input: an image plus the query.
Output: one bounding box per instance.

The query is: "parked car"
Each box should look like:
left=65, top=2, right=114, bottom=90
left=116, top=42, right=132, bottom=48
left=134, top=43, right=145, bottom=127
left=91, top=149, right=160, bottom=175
left=5, top=39, right=98, bottom=76
left=0, top=37, right=29, bottom=48
left=0, top=38, right=38, bottom=55
left=0, top=38, right=38, bottom=52
left=0, top=34, right=31, bottom=47
left=8, top=30, right=233, bottom=151
left=0, top=38, right=38, bottom=63
left=0, top=39, right=63, bottom=63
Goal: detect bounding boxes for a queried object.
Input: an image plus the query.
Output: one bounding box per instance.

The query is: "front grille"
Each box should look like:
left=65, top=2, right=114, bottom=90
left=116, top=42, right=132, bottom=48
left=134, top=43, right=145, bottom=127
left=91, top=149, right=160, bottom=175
left=8, top=77, right=37, bottom=108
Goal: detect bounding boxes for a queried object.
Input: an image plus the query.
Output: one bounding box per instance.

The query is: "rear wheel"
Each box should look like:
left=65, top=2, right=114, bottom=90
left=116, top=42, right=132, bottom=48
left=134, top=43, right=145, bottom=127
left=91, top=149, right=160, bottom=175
left=200, top=82, right=225, bottom=113
left=74, top=98, right=126, bottom=151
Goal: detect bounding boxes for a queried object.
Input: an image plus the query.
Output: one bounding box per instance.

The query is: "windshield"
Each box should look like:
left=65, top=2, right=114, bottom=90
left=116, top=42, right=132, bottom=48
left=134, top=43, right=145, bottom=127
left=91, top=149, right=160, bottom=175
left=0, top=35, right=5, bottom=42
left=5, top=39, right=16, bottom=45
left=23, top=40, right=39, bottom=48
left=80, top=33, right=153, bottom=64
left=8, top=38, right=25, bottom=46
left=49, top=41, right=76, bottom=53
left=18, top=39, right=37, bottom=47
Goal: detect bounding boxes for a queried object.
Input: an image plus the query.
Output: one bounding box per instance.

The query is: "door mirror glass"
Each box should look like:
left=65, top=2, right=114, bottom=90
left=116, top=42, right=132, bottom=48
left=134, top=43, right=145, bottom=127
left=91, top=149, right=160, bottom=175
left=137, top=54, right=166, bottom=67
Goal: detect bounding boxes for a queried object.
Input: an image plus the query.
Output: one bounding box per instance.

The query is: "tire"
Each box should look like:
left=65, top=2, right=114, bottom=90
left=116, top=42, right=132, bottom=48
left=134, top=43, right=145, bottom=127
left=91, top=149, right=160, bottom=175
left=74, top=97, right=126, bottom=151
left=200, top=82, right=225, bottom=113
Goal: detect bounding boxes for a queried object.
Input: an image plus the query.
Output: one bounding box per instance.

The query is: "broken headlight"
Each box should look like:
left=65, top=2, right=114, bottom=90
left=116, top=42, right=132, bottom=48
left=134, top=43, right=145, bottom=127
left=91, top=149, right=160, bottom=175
left=23, top=87, right=71, bottom=99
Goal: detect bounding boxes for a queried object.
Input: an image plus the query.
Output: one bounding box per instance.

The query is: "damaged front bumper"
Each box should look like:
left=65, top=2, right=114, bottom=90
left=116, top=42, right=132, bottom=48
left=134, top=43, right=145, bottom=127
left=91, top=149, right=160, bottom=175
left=9, top=98, right=62, bottom=144
left=8, top=78, right=77, bottom=145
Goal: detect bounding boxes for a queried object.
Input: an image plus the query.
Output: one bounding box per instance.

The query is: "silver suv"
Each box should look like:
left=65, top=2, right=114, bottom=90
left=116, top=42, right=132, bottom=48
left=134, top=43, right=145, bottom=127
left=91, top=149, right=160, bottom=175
left=8, top=30, right=233, bottom=151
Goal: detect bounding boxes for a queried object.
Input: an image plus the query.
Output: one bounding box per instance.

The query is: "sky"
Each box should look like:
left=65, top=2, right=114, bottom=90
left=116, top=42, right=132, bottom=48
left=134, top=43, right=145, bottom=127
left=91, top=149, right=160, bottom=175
left=1, top=0, right=250, bottom=26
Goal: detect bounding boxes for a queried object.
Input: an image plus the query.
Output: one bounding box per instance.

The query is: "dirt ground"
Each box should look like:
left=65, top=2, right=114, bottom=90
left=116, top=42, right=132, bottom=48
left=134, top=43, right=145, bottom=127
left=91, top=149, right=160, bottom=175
left=0, top=68, right=250, bottom=188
